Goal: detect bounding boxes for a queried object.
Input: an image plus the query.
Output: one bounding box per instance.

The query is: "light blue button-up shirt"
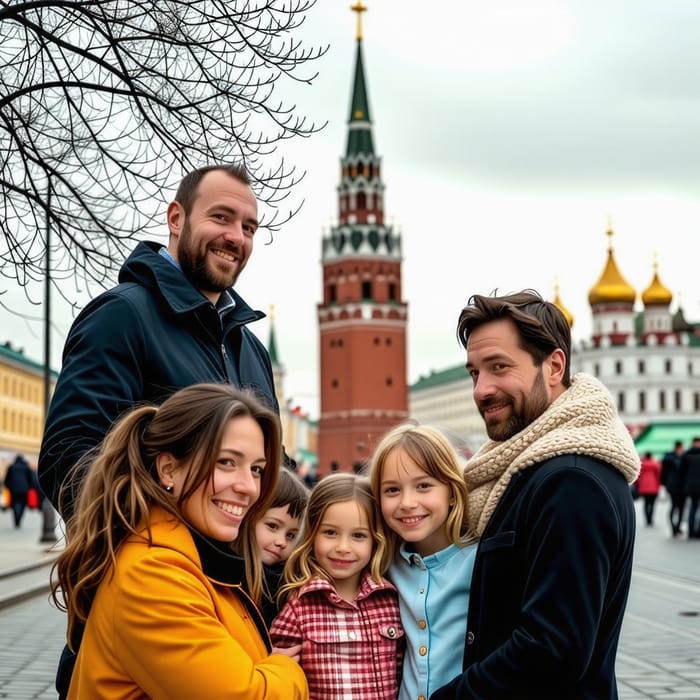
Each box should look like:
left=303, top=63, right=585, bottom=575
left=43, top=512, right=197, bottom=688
left=389, top=540, right=477, bottom=700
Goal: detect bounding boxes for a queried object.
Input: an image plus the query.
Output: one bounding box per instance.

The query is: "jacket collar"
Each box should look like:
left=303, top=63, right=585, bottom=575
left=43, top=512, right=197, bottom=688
left=138, top=507, right=247, bottom=586
left=119, top=241, right=265, bottom=326
left=142, top=509, right=271, bottom=649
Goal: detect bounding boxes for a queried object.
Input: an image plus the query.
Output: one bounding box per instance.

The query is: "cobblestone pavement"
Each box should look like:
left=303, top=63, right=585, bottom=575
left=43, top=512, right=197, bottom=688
left=1, top=500, right=699, bottom=698
left=616, top=497, right=700, bottom=699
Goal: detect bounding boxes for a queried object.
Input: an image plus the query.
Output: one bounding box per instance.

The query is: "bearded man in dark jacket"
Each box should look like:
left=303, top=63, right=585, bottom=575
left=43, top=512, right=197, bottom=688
left=39, top=164, right=280, bottom=517
left=38, top=164, right=285, bottom=698
left=431, top=291, right=639, bottom=700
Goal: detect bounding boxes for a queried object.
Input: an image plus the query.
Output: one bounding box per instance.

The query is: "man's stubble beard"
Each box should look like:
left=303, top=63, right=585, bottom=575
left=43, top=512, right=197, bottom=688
left=483, top=368, right=550, bottom=442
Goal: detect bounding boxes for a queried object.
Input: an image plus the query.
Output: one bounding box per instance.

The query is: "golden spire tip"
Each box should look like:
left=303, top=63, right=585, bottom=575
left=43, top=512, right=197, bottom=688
left=350, top=1, right=367, bottom=41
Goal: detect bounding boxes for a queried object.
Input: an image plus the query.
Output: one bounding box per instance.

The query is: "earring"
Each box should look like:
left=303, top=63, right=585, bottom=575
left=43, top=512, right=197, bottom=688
left=164, top=484, right=174, bottom=494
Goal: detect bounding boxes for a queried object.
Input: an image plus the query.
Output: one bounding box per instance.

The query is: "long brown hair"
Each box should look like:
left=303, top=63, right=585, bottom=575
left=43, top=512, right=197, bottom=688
left=50, top=383, right=281, bottom=649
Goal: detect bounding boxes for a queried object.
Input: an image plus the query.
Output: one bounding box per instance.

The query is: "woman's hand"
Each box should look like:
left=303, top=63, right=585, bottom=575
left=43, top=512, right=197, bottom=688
left=272, top=643, right=302, bottom=663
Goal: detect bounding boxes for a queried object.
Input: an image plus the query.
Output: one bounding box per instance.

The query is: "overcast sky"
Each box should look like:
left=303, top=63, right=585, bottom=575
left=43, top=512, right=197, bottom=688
left=3, top=0, right=700, bottom=420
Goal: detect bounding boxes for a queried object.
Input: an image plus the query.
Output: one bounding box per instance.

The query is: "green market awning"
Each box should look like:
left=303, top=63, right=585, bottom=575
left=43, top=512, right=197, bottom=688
left=633, top=422, right=700, bottom=459
left=294, top=448, right=318, bottom=467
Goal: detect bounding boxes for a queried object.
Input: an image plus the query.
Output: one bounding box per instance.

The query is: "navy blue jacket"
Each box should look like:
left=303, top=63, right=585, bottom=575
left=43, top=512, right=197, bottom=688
left=4, top=455, right=33, bottom=494
left=681, top=446, right=700, bottom=495
left=661, top=451, right=684, bottom=495
left=38, top=241, right=277, bottom=516
left=431, top=455, right=635, bottom=700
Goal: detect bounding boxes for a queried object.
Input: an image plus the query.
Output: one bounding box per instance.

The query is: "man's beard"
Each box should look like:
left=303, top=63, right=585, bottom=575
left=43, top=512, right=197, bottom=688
left=482, top=368, right=550, bottom=442
left=178, top=220, right=244, bottom=293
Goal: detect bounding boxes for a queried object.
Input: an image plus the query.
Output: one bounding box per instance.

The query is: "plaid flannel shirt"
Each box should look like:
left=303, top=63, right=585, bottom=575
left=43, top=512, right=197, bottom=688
left=270, top=573, right=404, bottom=699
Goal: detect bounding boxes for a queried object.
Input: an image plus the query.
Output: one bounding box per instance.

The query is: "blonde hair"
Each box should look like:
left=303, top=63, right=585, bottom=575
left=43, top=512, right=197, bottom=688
left=50, top=383, right=281, bottom=649
left=368, top=423, right=473, bottom=568
left=278, top=473, right=388, bottom=602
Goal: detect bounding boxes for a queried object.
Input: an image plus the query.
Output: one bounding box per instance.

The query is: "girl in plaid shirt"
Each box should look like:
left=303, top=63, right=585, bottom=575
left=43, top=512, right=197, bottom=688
left=270, top=473, right=404, bottom=699
left=369, top=423, right=478, bottom=700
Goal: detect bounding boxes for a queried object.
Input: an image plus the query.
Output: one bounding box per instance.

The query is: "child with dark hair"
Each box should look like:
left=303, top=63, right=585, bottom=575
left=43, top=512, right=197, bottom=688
left=253, top=468, right=309, bottom=626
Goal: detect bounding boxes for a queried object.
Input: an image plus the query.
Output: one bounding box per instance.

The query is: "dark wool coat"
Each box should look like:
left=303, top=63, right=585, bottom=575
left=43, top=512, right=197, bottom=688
left=431, top=455, right=635, bottom=700
left=4, top=455, right=33, bottom=494
left=661, top=451, right=684, bottom=495
left=38, top=241, right=277, bottom=516
left=681, top=446, right=700, bottom=495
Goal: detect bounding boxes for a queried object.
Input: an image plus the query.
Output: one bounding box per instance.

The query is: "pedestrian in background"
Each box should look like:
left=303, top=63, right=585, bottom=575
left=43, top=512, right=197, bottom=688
left=661, top=440, right=686, bottom=536
left=271, top=473, right=403, bottom=700
left=636, top=451, right=662, bottom=526
left=431, top=290, right=640, bottom=700
left=681, top=436, right=700, bottom=539
left=51, top=383, right=308, bottom=700
left=39, top=163, right=286, bottom=697
left=3, top=454, right=33, bottom=528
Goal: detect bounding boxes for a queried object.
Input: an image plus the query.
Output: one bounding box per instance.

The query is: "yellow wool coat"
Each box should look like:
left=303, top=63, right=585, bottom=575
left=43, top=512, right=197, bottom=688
left=68, top=507, right=308, bottom=699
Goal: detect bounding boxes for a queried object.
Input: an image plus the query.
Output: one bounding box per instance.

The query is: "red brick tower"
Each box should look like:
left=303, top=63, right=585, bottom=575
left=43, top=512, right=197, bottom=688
left=316, top=2, right=409, bottom=476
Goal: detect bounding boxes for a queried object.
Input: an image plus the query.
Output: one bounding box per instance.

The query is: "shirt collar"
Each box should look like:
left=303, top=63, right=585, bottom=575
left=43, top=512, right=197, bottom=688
left=398, top=541, right=461, bottom=568
left=298, top=572, right=395, bottom=602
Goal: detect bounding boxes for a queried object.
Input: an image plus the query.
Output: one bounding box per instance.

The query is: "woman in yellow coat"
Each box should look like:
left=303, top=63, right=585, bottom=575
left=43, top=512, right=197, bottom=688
left=51, top=383, right=308, bottom=700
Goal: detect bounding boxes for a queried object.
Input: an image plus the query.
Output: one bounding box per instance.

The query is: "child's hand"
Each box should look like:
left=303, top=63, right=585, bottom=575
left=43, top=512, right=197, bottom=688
left=272, top=643, right=302, bottom=662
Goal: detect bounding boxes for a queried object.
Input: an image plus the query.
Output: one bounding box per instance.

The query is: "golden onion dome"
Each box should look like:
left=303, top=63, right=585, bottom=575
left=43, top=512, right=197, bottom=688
left=552, top=281, right=574, bottom=328
left=588, top=225, right=636, bottom=305
left=641, top=259, right=673, bottom=306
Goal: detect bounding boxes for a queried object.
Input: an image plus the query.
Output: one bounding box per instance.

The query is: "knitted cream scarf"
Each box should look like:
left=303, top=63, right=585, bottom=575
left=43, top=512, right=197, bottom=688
left=465, top=372, right=640, bottom=537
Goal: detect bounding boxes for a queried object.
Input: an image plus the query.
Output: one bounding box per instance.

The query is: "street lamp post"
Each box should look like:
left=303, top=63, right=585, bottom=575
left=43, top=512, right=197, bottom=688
left=40, top=184, right=58, bottom=544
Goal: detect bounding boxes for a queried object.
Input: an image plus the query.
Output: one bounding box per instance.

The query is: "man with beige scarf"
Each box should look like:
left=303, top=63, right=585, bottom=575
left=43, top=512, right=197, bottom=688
left=431, top=290, right=639, bottom=700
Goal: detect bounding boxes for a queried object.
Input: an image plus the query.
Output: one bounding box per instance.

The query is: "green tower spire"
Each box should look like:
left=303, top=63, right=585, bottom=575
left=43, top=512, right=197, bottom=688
left=346, top=2, right=374, bottom=157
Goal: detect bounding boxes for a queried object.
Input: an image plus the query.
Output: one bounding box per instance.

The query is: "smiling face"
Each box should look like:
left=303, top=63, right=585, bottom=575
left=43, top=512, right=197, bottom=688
left=379, top=448, right=452, bottom=557
left=158, top=415, right=266, bottom=542
left=466, top=318, right=564, bottom=441
left=312, top=499, right=373, bottom=601
left=167, top=169, right=258, bottom=302
left=255, top=506, right=301, bottom=565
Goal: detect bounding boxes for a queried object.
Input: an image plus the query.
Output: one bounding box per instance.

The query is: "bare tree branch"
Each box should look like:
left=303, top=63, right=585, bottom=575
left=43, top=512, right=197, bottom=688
left=0, top=0, right=327, bottom=296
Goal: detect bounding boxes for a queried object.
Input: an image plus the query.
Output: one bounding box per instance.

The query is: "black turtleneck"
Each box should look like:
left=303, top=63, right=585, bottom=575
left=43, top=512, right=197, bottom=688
left=188, top=527, right=270, bottom=648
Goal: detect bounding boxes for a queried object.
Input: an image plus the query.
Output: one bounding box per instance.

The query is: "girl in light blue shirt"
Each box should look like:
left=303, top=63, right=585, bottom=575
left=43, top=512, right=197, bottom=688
left=369, top=423, right=478, bottom=700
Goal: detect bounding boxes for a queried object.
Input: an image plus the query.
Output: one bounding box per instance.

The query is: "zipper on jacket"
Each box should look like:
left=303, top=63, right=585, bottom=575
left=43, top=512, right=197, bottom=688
left=220, top=343, right=232, bottom=383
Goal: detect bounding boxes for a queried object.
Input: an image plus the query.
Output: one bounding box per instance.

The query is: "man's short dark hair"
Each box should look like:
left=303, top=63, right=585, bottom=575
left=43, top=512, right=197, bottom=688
left=174, top=164, right=251, bottom=215
left=457, top=289, right=572, bottom=387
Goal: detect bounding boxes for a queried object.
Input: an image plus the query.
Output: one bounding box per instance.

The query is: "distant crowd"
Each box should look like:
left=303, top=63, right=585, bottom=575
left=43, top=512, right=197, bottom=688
left=633, top=437, right=700, bottom=538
